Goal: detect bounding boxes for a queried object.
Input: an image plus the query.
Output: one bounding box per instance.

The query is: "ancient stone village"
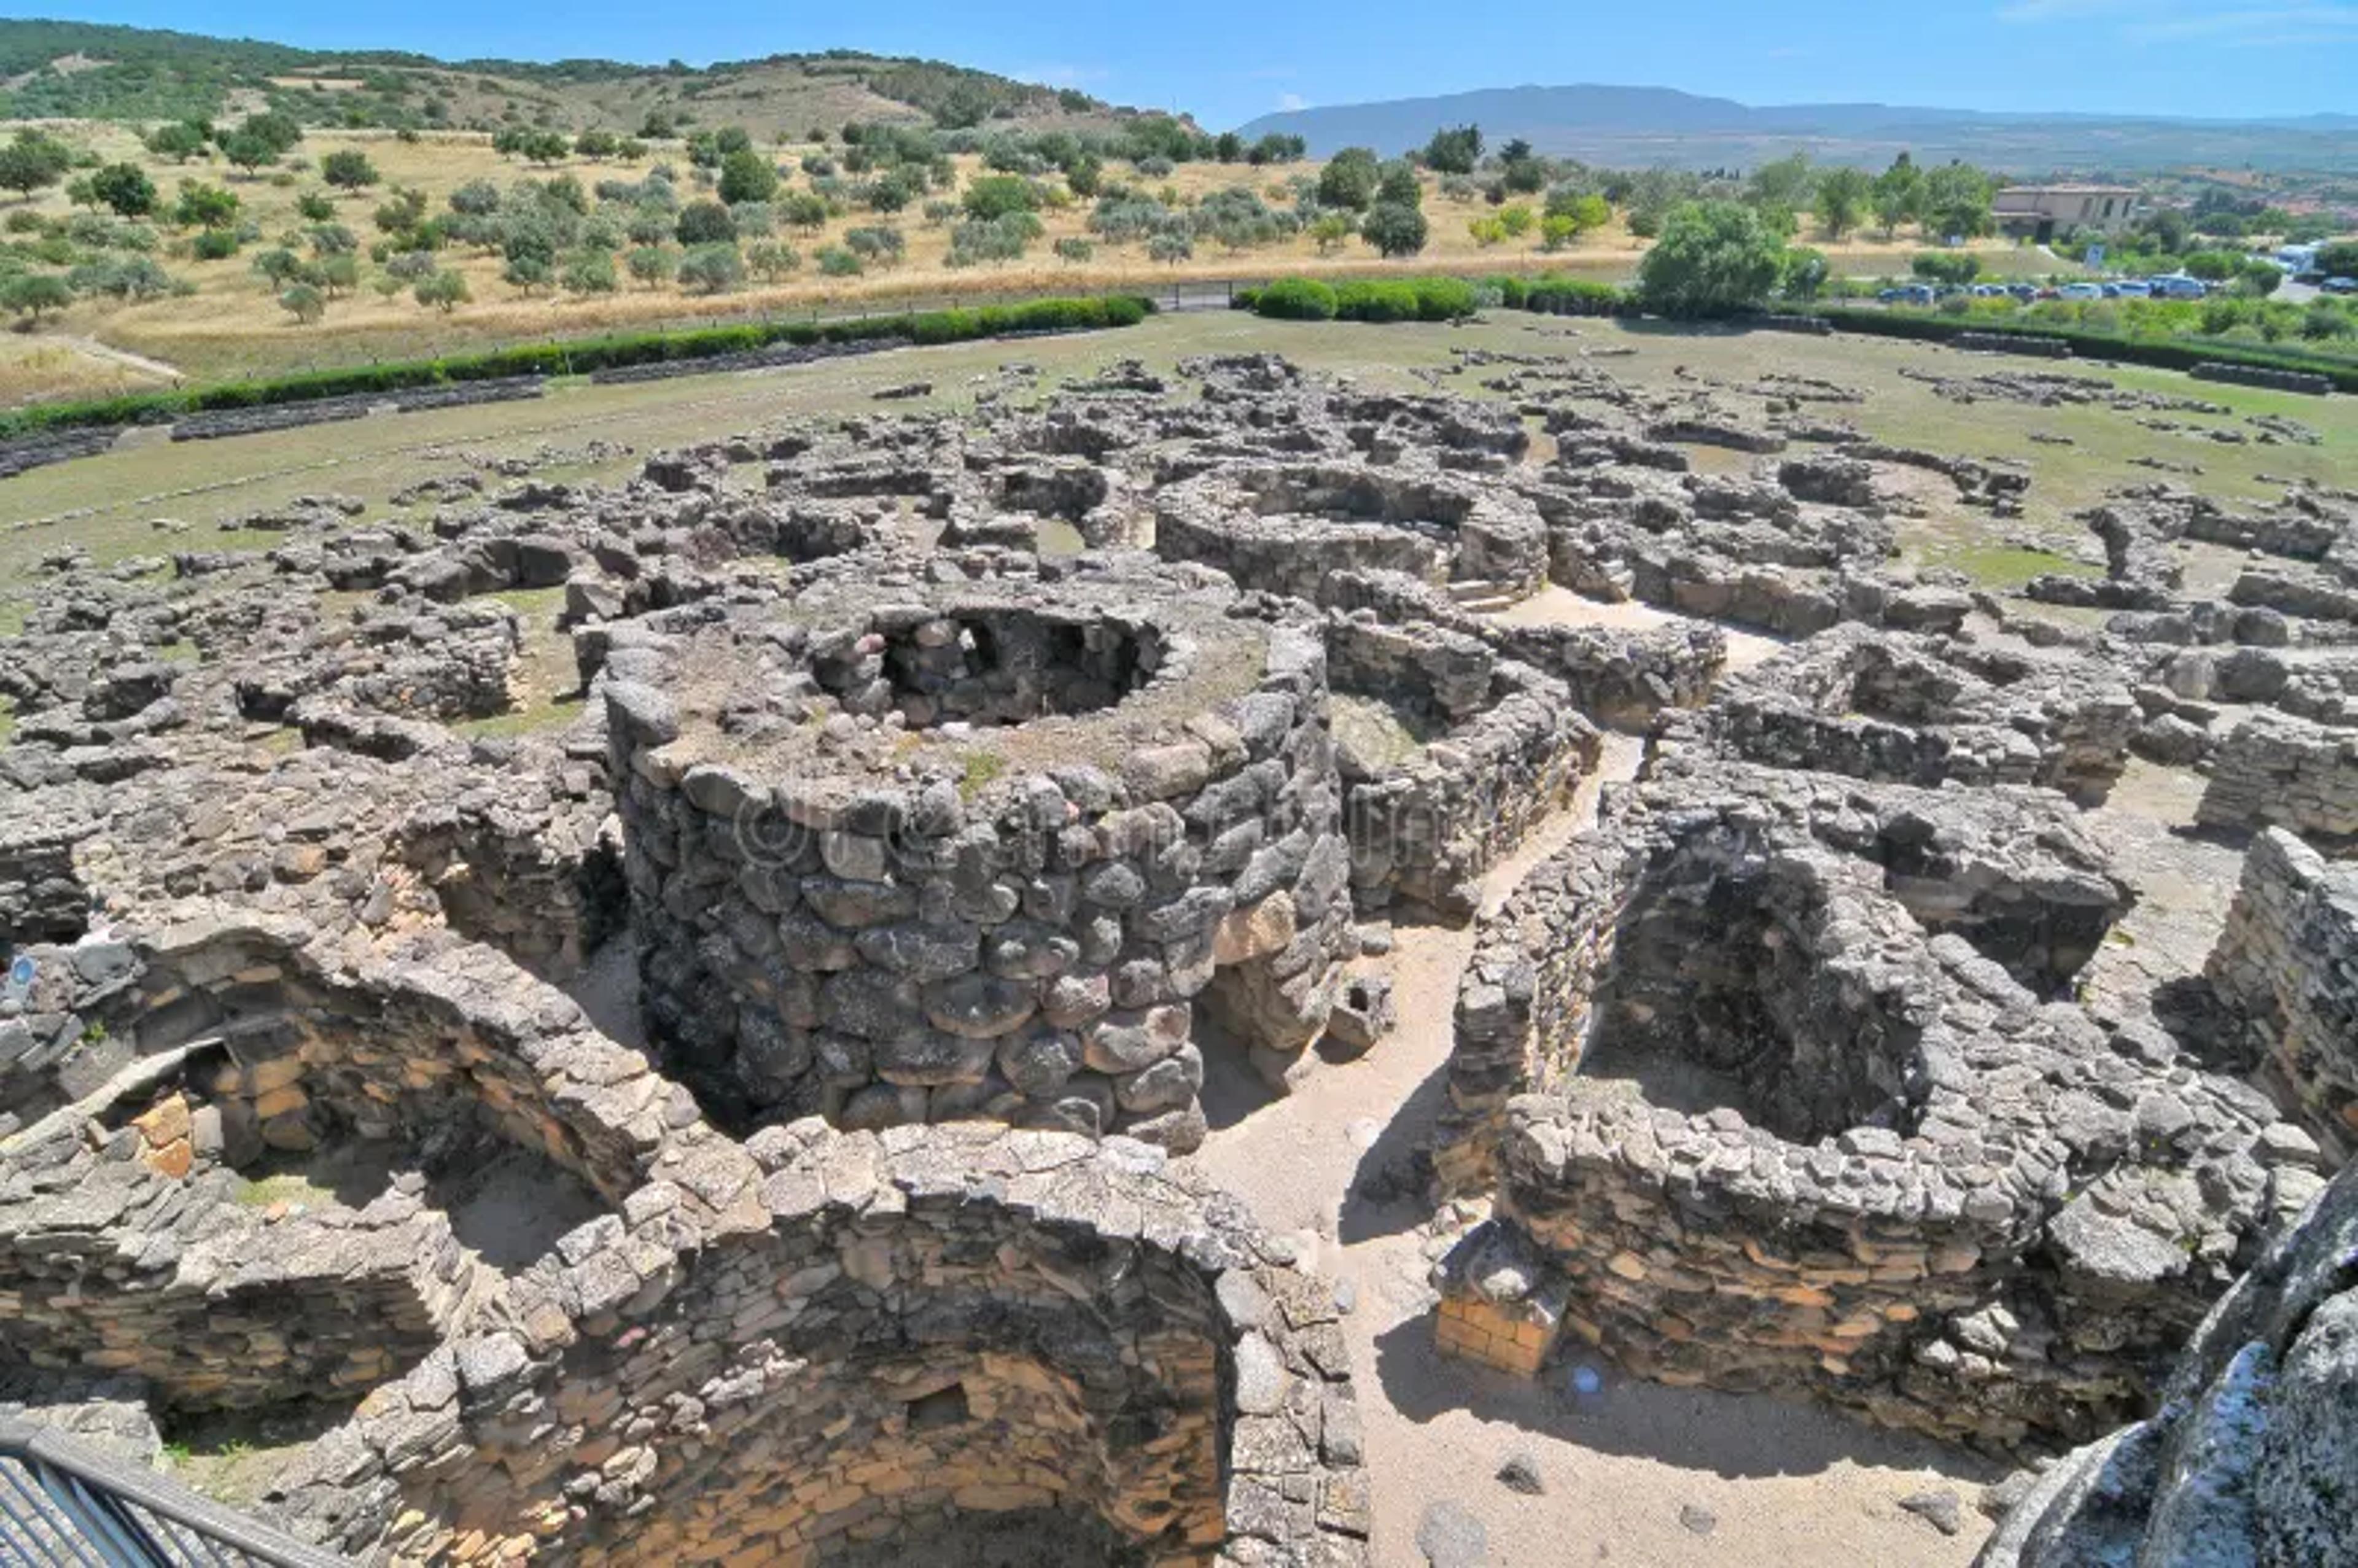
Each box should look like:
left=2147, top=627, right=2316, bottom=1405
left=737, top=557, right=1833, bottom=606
left=0, top=322, right=2352, bottom=1568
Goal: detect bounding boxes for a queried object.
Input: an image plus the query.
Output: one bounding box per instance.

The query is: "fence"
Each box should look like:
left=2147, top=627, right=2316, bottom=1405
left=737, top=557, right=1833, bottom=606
left=0, top=1418, right=349, bottom=1567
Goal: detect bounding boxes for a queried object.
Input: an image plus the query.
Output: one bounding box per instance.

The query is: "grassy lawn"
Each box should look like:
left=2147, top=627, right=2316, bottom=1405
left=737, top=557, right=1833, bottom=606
left=3, top=309, right=2346, bottom=655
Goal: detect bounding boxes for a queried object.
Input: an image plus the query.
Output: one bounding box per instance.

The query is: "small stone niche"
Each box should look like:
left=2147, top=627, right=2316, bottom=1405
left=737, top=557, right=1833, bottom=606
left=808, top=604, right=1162, bottom=731
left=905, top=1381, right=971, bottom=1433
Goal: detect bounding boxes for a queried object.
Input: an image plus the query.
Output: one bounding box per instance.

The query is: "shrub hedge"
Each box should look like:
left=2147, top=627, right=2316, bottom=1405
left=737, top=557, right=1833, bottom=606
left=1231, top=272, right=2351, bottom=392
left=1816, top=306, right=2358, bottom=394
left=1250, top=277, right=1338, bottom=320
left=1240, top=273, right=1627, bottom=325
left=0, top=293, right=1156, bottom=442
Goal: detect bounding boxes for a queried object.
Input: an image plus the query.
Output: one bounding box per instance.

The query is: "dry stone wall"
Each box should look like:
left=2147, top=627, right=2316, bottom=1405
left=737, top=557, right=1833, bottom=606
left=2197, top=710, right=2358, bottom=843
left=604, top=559, right=1358, bottom=1150
left=1441, top=758, right=2320, bottom=1451
left=1326, top=614, right=1599, bottom=923
left=1682, top=626, right=2139, bottom=803
left=2206, top=828, right=2358, bottom=1162
left=1154, top=460, right=1549, bottom=607
left=1977, top=1154, right=2358, bottom=1567
left=268, top=1122, right=1371, bottom=1568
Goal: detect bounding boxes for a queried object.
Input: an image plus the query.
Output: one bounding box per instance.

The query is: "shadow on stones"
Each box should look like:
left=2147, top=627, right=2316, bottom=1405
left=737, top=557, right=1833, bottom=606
left=1369, top=1316, right=2002, bottom=1485
left=824, top=1508, right=1146, bottom=1568
left=2149, top=974, right=2262, bottom=1077
left=2169, top=820, right=2252, bottom=853
left=1338, top=1062, right=1451, bottom=1246
left=432, top=1149, right=611, bottom=1275
left=1195, top=1013, right=1281, bottom=1132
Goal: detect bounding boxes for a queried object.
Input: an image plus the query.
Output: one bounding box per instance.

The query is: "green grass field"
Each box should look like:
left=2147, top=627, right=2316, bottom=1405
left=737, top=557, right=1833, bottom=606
left=4, top=310, right=2346, bottom=636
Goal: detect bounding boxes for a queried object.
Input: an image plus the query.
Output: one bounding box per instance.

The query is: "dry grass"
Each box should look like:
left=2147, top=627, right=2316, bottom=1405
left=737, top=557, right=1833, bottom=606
left=0, top=329, right=174, bottom=405
left=5, top=123, right=2074, bottom=386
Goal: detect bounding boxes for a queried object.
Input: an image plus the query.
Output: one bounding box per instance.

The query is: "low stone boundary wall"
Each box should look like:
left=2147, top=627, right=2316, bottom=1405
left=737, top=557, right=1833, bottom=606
left=588, top=338, right=890, bottom=385
left=169, top=378, right=547, bottom=443
left=2206, top=828, right=2358, bottom=1160
left=2196, top=710, right=2358, bottom=842
left=0, top=425, right=120, bottom=481
left=1956, top=332, right=2073, bottom=359
left=2193, top=362, right=2335, bottom=396
left=1754, top=313, right=1832, bottom=335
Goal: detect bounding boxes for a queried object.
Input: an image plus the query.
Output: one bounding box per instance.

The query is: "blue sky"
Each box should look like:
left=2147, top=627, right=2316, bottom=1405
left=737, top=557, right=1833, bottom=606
left=41, top=0, right=2358, bottom=124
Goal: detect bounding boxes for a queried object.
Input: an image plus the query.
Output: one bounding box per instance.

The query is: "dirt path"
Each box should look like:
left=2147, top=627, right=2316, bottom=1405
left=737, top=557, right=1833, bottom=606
left=1491, top=585, right=1788, bottom=673
left=1189, top=724, right=1999, bottom=1567
left=56, top=333, right=185, bottom=384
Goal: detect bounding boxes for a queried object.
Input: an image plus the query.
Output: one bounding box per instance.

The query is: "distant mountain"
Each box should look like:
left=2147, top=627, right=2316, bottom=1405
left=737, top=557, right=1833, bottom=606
left=0, top=18, right=1160, bottom=139
left=1235, top=84, right=2358, bottom=174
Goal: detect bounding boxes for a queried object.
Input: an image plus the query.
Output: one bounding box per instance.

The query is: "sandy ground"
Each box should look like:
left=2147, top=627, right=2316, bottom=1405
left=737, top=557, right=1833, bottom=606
left=1189, top=677, right=2001, bottom=1567
left=2071, top=753, right=2249, bottom=1047
left=1492, top=586, right=1788, bottom=675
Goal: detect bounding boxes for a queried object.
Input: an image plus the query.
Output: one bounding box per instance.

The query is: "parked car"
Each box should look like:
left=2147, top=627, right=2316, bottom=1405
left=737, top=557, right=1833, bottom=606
left=2147, top=275, right=2206, bottom=299
left=2056, top=282, right=2106, bottom=300
left=2106, top=280, right=2152, bottom=298
left=1877, top=284, right=1936, bottom=306
left=2007, top=284, right=2038, bottom=302
left=2323, top=277, right=2358, bottom=295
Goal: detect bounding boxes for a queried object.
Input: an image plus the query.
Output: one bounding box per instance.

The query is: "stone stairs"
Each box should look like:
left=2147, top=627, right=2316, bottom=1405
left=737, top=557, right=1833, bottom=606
left=1447, top=578, right=1519, bottom=615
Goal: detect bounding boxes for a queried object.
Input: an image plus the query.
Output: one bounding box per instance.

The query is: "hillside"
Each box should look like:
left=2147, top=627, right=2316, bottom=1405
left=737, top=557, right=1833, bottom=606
left=1235, top=84, right=2358, bottom=175
left=0, top=18, right=1146, bottom=139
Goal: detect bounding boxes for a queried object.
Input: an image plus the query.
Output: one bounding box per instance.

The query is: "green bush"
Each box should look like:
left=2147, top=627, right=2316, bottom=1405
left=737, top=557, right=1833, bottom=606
left=1519, top=276, right=1628, bottom=315
left=1910, top=250, right=1980, bottom=284
left=1317, top=276, right=1476, bottom=323
left=1252, top=277, right=1338, bottom=320
left=675, top=201, right=736, bottom=246
left=0, top=293, right=1158, bottom=441
left=1330, top=280, right=1420, bottom=322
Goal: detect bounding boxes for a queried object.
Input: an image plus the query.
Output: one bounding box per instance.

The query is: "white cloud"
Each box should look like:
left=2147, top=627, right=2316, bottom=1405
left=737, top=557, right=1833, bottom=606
left=1999, top=0, right=2358, bottom=41
left=1996, top=0, right=2138, bottom=20
left=1277, top=92, right=1307, bottom=111
left=2125, top=3, right=2358, bottom=38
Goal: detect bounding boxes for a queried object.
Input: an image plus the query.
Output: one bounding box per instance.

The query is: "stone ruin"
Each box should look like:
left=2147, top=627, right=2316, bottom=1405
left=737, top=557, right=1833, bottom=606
left=2014, top=479, right=2358, bottom=844
left=1674, top=624, right=2139, bottom=804
left=2, top=914, right=1371, bottom=1566
left=1978, top=1150, right=2358, bottom=1568
left=0, top=349, right=1743, bottom=1565
left=2205, top=828, right=2358, bottom=1163
left=1153, top=459, right=1550, bottom=611
left=1440, top=748, right=2328, bottom=1451
left=2, top=340, right=2353, bottom=1563
left=600, top=558, right=1362, bottom=1150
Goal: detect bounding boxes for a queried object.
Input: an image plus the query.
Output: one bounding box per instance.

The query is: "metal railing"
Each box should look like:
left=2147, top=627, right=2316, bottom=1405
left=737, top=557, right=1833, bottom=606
left=0, top=1419, right=351, bottom=1567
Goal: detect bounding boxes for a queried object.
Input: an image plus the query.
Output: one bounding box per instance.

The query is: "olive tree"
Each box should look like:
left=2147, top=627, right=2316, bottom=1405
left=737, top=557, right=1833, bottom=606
left=1635, top=200, right=1786, bottom=316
